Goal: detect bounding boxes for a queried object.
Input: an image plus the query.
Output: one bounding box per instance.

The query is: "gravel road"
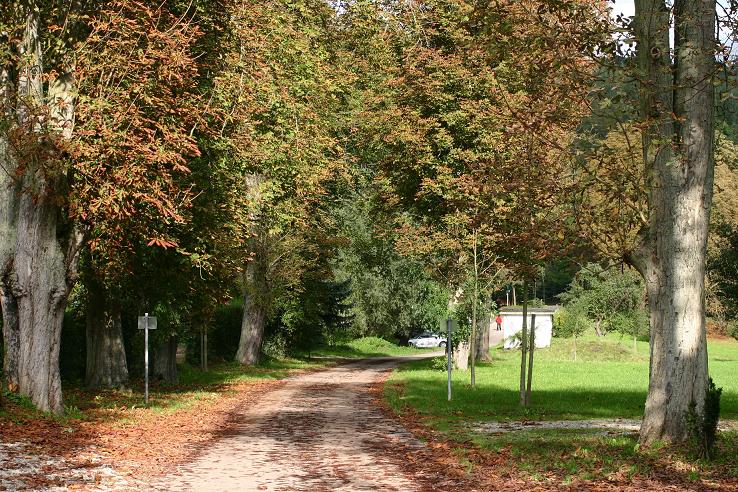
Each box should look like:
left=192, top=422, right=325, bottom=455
left=156, top=355, right=440, bottom=492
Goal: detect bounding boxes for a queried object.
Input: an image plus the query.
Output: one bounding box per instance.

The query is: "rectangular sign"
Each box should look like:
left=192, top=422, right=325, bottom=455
left=138, top=316, right=157, bottom=330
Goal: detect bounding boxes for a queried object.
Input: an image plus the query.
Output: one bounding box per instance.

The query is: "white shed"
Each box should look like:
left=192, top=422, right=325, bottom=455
left=498, top=306, right=560, bottom=349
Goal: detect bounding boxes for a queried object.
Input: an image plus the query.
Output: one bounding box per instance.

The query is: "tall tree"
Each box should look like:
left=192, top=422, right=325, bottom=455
left=625, top=0, right=717, bottom=444
left=210, top=0, right=344, bottom=365
left=0, top=1, right=199, bottom=412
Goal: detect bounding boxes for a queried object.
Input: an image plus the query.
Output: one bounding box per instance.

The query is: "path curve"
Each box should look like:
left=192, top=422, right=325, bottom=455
left=154, top=355, right=439, bottom=492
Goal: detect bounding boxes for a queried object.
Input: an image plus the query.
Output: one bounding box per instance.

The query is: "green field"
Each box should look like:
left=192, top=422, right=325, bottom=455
left=384, top=332, right=738, bottom=484
left=386, top=332, right=738, bottom=423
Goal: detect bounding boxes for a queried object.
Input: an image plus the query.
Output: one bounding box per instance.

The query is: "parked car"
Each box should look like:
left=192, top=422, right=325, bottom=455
left=408, top=331, right=447, bottom=348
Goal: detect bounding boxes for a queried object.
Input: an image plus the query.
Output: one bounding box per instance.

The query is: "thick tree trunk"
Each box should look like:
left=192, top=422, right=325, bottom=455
left=85, top=282, right=128, bottom=389
left=0, top=16, right=20, bottom=396
left=154, top=336, right=178, bottom=384
left=0, top=294, right=20, bottom=392
left=13, top=177, right=72, bottom=413
left=0, top=1, right=82, bottom=414
left=630, top=0, right=715, bottom=445
left=236, top=291, right=266, bottom=365
left=453, top=340, right=469, bottom=370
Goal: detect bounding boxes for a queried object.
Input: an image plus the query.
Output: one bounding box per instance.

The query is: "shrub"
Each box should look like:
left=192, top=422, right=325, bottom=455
left=729, top=320, right=738, bottom=340
left=262, top=332, right=288, bottom=359
left=430, top=356, right=448, bottom=372
left=686, top=377, right=723, bottom=460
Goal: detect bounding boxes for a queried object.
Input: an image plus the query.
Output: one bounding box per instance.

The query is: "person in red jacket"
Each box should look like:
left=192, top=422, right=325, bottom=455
left=495, top=314, right=502, bottom=331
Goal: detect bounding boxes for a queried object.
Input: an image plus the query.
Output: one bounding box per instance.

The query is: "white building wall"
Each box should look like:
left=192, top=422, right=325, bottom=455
left=501, top=313, right=553, bottom=349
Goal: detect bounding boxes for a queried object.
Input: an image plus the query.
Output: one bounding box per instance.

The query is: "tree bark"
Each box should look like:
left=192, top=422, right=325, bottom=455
left=0, top=57, right=20, bottom=393
left=594, top=319, right=604, bottom=337
left=85, top=281, right=128, bottom=389
left=453, top=340, right=470, bottom=370
left=470, top=234, right=479, bottom=387
left=630, top=0, right=715, bottom=445
left=153, top=336, right=178, bottom=384
left=519, top=280, right=528, bottom=406
left=525, top=314, right=536, bottom=406
left=0, top=2, right=82, bottom=413
left=476, top=315, right=491, bottom=362
left=236, top=284, right=267, bottom=365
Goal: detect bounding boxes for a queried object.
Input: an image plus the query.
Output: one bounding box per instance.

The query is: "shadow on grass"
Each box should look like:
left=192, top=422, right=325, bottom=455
left=470, top=427, right=738, bottom=485
left=59, top=356, right=330, bottom=418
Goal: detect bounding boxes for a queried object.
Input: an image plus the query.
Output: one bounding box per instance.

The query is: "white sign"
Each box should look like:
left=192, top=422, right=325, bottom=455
left=138, top=313, right=157, bottom=404
left=138, top=315, right=157, bottom=331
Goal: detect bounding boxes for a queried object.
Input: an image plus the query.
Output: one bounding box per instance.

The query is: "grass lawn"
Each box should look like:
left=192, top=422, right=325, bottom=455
left=385, top=331, right=738, bottom=485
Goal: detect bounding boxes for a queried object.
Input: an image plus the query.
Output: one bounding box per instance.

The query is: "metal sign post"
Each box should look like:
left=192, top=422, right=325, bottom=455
left=137, top=313, right=157, bottom=404
left=447, top=318, right=453, bottom=401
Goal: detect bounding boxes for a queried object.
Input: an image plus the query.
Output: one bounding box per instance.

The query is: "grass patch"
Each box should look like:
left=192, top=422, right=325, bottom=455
left=385, top=330, right=738, bottom=484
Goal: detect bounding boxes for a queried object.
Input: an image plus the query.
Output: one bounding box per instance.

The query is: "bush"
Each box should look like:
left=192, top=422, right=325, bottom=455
left=430, top=355, right=448, bottom=372
left=686, top=377, right=723, bottom=460
left=729, top=320, right=738, bottom=340
left=262, top=332, right=288, bottom=359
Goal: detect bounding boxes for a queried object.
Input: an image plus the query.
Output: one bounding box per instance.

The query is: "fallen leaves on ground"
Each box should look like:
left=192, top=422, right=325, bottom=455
left=0, top=378, right=285, bottom=489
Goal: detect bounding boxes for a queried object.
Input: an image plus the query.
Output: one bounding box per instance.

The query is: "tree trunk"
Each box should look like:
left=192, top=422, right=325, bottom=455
left=476, top=315, right=491, bottom=362
left=525, top=314, right=536, bottom=406
left=0, top=60, right=19, bottom=393
left=594, top=319, right=604, bottom=337
left=154, top=336, right=178, bottom=384
left=630, top=0, right=715, bottom=445
left=453, top=340, right=469, bottom=370
left=470, top=236, right=478, bottom=388
left=201, top=328, right=208, bottom=372
left=85, top=282, right=128, bottom=389
left=236, top=290, right=266, bottom=365
left=0, top=294, right=20, bottom=393
left=519, top=280, right=528, bottom=406
left=13, top=188, right=70, bottom=413
left=0, top=1, right=82, bottom=414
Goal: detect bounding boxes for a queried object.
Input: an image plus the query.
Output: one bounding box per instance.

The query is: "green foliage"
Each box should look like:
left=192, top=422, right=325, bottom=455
left=261, top=333, right=289, bottom=360
left=332, top=192, right=449, bottom=341
left=686, top=378, right=723, bottom=460
left=273, top=277, right=355, bottom=352
left=559, top=263, right=647, bottom=339
left=554, top=307, right=590, bottom=340
left=430, top=356, right=449, bottom=372
left=730, top=320, right=738, bottom=341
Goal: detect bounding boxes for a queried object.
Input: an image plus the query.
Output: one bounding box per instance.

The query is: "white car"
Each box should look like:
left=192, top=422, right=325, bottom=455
left=408, top=331, right=447, bottom=348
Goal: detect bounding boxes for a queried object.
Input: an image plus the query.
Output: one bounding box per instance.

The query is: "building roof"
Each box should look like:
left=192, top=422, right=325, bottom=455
left=500, top=305, right=560, bottom=314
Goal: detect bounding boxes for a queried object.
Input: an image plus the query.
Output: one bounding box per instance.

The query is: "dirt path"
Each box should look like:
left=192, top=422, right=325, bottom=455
left=153, top=355, right=440, bottom=492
